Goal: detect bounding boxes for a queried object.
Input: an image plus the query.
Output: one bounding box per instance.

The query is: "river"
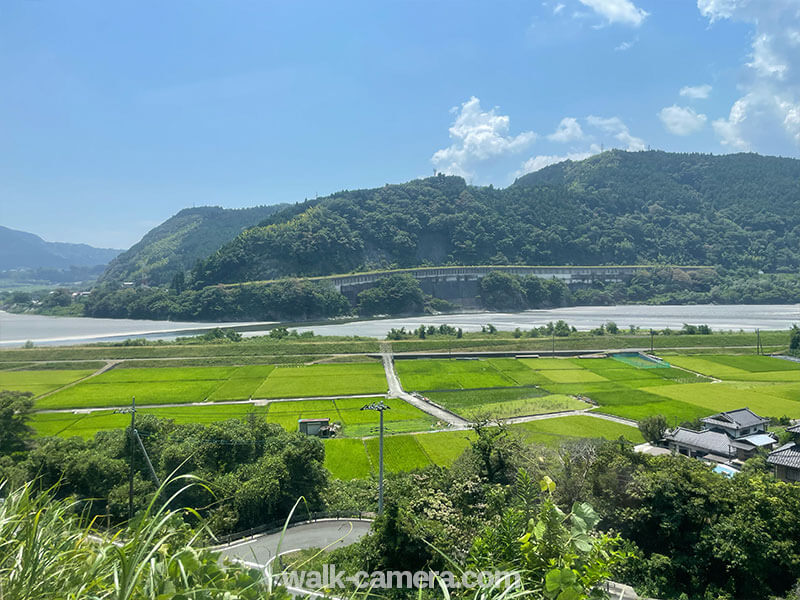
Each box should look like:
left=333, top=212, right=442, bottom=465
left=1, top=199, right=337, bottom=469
left=2, top=304, right=799, bottom=348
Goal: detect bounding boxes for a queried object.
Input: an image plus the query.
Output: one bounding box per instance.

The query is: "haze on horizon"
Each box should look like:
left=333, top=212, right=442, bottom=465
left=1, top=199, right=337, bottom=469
left=2, top=0, right=799, bottom=249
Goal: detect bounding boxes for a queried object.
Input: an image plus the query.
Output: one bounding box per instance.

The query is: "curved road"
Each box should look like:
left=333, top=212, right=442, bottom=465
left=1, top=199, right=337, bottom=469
left=215, top=519, right=643, bottom=599
left=217, top=519, right=373, bottom=568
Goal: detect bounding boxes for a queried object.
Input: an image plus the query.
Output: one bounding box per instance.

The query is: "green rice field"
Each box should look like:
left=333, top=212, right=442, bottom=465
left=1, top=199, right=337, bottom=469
left=425, top=387, right=587, bottom=419
left=33, top=362, right=385, bottom=409
left=29, top=396, right=435, bottom=439
left=394, top=354, right=800, bottom=425
left=253, top=363, right=388, bottom=398
left=0, top=369, right=95, bottom=397
left=395, top=359, right=517, bottom=391
left=323, top=415, right=643, bottom=479
left=17, top=351, right=800, bottom=481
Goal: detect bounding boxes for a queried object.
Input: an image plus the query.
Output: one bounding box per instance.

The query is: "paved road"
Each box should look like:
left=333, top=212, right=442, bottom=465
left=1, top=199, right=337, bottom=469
left=380, top=346, right=469, bottom=427
left=217, top=520, right=373, bottom=568
left=216, top=519, right=646, bottom=599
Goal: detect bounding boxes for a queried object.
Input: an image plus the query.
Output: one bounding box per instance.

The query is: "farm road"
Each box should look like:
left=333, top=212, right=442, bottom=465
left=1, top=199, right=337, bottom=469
left=380, top=345, right=469, bottom=427
left=35, top=392, right=387, bottom=414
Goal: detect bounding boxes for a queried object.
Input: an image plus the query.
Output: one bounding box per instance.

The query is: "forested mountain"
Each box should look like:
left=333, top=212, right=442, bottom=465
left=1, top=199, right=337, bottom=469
left=0, top=226, right=122, bottom=270
left=191, top=151, right=800, bottom=287
left=99, top=204, right=287, bottom=286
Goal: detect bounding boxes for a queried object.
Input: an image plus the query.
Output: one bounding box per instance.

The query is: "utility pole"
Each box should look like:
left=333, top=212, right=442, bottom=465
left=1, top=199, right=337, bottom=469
left=552, top=330, right=555, bottom=357
left=650, top=329, right=654, bottom=353
left=361, top=401, right=390, bottom=514
left=134, top=429, right=160, bottom=488
left=756, top=329, right=762, bottom=355
left=115, top=396, right=160, bottom=523
left=114, top=396, right=137, bottom=522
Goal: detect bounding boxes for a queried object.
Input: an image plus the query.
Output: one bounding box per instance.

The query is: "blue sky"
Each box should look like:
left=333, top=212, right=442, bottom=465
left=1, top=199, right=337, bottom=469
left=2, top=0, right=799, bottom=248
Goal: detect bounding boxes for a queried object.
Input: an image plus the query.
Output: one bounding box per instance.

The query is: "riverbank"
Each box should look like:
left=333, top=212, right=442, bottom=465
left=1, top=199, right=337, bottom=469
left=2, top=304, right=798, bottom=347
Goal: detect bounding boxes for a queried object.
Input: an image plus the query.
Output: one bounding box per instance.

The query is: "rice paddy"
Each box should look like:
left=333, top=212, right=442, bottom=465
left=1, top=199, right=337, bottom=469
left=29, top=396, right=436, bottom=439
left=322, top=415, right=644, bottom=479
left=14, top=349, right=800, bottom=480
left=0, top=369, right=95, bottom=397
left=425, top=387, right=587, bottom=419
left=33, top=363, right=385, bottom=409
left=253, top=363, right=388, bottom=398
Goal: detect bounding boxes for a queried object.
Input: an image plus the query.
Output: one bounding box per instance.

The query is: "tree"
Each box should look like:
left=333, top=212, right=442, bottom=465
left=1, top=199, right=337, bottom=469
left=553, top=320, right=571, bottom=337
left=468, top=420, right=519, bottom=484
left=638, top=414, right=668, bottom=444
left=470, top=476, right=629, bottom=599
left=170, top=270, right=186, bottom=294
left=478, top=272, right=526, bottom=311
left=356, top=274, right=424, bottom=316
left=41, top=288, right=72, bottom=308
left=791, top=325, right=800, bottom=351
left=0, top=391, right=34, bottom=455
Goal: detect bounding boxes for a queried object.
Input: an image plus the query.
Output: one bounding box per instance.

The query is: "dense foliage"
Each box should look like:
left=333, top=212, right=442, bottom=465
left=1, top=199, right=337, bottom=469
left=478, top=271, right=570, bottom=310
left=81, top=279, right=350, bottom=321
left=357, top=274, right=425, bottom=316
left=0, top=391, right=33, bottom=456
left=190, top=151, right=800, bottom=286
left=0, top=414, right=328, bottom=535
left=101, top=205, right=287, bottom=286
left=589, top=444, right=800, bottom=599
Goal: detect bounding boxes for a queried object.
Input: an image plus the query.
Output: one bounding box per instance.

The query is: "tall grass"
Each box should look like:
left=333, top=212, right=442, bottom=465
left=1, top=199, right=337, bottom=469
left=0, top=477, right=270, bottom=600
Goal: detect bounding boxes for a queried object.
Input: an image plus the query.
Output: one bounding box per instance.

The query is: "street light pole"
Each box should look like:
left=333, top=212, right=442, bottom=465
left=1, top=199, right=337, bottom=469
left=361, top=400, right=390, bottom=514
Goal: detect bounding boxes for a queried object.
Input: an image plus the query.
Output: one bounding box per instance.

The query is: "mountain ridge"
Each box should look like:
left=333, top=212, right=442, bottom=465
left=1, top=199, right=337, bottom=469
left=187, top=150, right=800, bottom=288
left=0, top=226, right=122, bottom=271
left=99, top=204, right=288, bottom=286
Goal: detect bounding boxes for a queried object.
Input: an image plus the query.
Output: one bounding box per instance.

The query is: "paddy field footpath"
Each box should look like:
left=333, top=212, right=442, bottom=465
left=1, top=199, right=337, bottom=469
left=2, top=330, right=799, bottom=480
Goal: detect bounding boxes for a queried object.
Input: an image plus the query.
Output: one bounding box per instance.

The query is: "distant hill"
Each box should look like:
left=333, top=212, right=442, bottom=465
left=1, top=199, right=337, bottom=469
left=190, top=151, right=800, bottom=287
left=99, top=205, right=288, bottom=286
left=0, top=226, right=122, bottom=271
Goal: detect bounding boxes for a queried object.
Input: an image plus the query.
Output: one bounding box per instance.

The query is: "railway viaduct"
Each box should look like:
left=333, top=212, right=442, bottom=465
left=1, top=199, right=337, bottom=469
left=308, top=265, right=711, bottom=306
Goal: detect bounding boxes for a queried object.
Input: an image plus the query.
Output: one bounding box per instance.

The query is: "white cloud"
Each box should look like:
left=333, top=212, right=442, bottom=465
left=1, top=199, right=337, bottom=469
left=698, top=0, right=800, bottom=153
left=680, top=84, right=712, bottom=99
left=518, top=147, right=600, bottom=176
left=547, top=117, right=585, bottom=142
left=697, top=0, right=743, bottom=22
left=431, top=97, right=536, bottom=179
left=658, top=105, right=708, bottom=135
left=518, top=114, right=646, bottom=176
left=748, top=33, right=789, bottom=79
left=578, top=0, right=648, bottom=26
left=614, top=39, right=637, bottom=51
left=553, top=3, right=566, bottom=14
left=586, top=115, right=647, bottom=150
left=713, top=97, right=751, bottom=149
